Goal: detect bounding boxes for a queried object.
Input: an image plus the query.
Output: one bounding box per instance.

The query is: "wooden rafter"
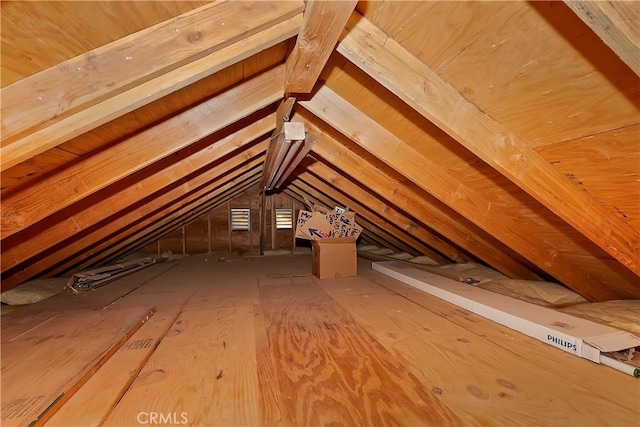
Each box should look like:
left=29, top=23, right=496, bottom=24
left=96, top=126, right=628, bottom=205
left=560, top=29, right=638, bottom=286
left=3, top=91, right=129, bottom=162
left=286, top=184, right=415, bottom=255
left=101, top=174, right=262, bottom=269
left=563, top=1, right=640, bottom=76
left=1, top=114, right=276, bottom=273
left=299, top=87, right=638, bottom=301
left=0, top=1, right=303, bottom=171
left=2, top=144, right=268, bottom=290
left=285, top=0, right=357, bottom=93
left=1, top=66, right=284, bottom=240
left=52, top=161, right=266, bottom=280
left=302, top=164, right=457, bottom=263
left=302, top=115, right=539, bottom=280
left=337, top=12, right=639, bottom=276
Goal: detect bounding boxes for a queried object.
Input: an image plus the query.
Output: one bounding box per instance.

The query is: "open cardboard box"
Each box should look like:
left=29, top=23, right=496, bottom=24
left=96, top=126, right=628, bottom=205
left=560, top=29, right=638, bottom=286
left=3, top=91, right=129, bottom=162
left=373, top=261, right=640, bottom=377
left=312, top=238, right=358, bottom=279
left=295, top=206, right=361, bottom=280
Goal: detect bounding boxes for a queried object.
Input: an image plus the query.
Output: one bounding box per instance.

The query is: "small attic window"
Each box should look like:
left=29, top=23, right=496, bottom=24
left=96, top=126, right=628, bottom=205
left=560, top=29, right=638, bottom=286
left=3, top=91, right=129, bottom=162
left=275, top=208, right=293, bottom=230
left=230, top=208, right=250, bottom=231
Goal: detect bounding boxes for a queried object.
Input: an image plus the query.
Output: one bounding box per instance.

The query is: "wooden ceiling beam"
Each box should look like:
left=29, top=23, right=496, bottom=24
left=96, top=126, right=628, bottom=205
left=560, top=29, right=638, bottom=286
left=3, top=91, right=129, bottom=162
left=299, top=87, right=636, bottom=301
left=1, top=65, right=284, bottom=240
left=285, top=185, right=411, bottom=255
left=49, top=162, right=265, bottom=280
left=563, top=1, right=640, bottom=76
left=1, top=113, right=276, bottom=273
left=304, top=162, right=461, bottom=263
left=99, top=175, right=261, bottom=269
left=285, top=0, right=357, bottom=93
left=1, top=146, right=267, bottom=290
left=0, top=1, right=303, bottom=170
left=295, top=172, right=444, bottom=261
left=337, top=12, right=639, bottom=276
left=285, top=187, right=405, bottom=253
left=301, top=114, right=540, bottom=280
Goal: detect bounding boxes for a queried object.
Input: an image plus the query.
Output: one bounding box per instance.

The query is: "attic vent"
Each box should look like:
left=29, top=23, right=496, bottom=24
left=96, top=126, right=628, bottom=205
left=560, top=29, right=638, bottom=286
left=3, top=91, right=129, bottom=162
left=275, top=208, right=293, bottom=230
left=230, top=208, right=250, bottom=231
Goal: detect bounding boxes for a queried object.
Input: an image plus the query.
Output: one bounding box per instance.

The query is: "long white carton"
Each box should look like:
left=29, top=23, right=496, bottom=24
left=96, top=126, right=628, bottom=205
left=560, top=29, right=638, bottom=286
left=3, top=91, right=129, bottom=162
left=373, top=261, right=640, bottom=375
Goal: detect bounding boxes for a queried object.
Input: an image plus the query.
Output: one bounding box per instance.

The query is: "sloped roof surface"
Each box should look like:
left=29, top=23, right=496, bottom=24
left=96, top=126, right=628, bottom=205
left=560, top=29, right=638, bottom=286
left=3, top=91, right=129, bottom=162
left=1, top=1, right=638, bottom=301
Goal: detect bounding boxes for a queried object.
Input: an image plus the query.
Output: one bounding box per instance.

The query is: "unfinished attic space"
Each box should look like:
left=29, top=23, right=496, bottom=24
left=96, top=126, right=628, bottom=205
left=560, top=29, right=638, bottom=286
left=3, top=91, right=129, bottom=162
left=2, top=0, right=640, bottom=425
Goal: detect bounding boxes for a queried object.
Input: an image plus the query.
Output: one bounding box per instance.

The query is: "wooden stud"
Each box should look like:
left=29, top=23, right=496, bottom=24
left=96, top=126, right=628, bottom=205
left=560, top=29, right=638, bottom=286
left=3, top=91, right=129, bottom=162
left=73, top=171, right=262, bottom=274
left=285, top=186, right=410, bottom=255
left=563, top=1, right=640, bottom=76
left=301, top=114, right=538, bottom=279
left=1, top=65, right=284, bottom=240
left=296, top=171, right=448, bottom=262
left=337, top=12, right=639, bottom=276
left=0, top=2, right=303, bottom=170
left=299, top=87, right=638, bottom=301
left=2, top=147, right=267, bottom=290
left=107, top=177, right=261, bottom=266
left=1, top=114, right=276, bottom=273
left=285, top=0, right=357, bottom=93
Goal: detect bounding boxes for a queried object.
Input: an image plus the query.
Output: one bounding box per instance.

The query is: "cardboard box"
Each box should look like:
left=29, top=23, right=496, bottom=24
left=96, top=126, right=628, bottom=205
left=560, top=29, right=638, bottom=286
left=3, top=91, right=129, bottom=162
left=312, top=238, right=357, bottom=279
left=372, top=261, right=640, bottom=372
left=295, top=209, right=362, bottom=240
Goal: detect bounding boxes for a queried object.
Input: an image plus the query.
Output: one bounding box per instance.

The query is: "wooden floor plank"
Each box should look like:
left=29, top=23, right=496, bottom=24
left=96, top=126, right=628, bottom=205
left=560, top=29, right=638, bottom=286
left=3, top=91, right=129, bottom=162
left=356, top=259, right=640, bottom=411
left=260, top=277, right=464, bottom=426
left=254, top=303, right=284, bottom=427
left=1, top=306, right=155, bottom=426
left=318, top=264, right=639, bottom=425
left=102, top=304, right=260, bottom=426
left=45, top=290, right=192, bottom=427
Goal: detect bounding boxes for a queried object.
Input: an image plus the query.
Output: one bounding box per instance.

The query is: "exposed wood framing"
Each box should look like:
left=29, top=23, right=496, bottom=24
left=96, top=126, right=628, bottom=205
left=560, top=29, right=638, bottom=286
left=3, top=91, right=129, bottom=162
left=285, top=0, right=357, bottom=93
left=301, top=114, right=539, bottom=279
left=2, top=145, right=268, bottom=290
left=563, top=1, right=640, bottom=76
left=294, top=173, right=444, bottom=261
left=274, top=133, right=316, bottom=189
left=299, top=87, right=636, bottom=301
left=104, top=175, right=262, bottom=267
left=61, top=166, right=264, bottom=277
left=1, top=113, right=276, bottom=273
left=0, top=1, right=303, bottom=170
left=303, top=163, right=461, bottom=263
left=337, top=12, right=640, bottom=276
left=1, top=66, right=284, bottom=240
left=285, top=185, right=412, bottom=255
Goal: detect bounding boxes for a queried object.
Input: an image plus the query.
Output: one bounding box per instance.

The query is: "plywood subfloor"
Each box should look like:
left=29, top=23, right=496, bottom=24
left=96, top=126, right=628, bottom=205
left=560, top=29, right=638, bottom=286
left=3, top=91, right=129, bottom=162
left=2, top=254, right=638, bottom=426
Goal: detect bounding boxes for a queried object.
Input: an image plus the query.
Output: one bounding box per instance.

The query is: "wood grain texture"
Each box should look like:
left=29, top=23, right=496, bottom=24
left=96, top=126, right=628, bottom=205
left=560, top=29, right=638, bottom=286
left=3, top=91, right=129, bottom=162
left=337, top=12, right=640, bottom=276
left=1, top=306, right=155, bottom=426
left=55, top=167, right=263, bottom=280
left=1, top=1, right=302, bottom=153
left=300, top=165, right=456, bottom=263
left=304, top=115, right=540, bottom=280
left=299, top=85, right=640, bottom=301
left=564, top=0, right=640, bottom=76
left=356, top=259, right=640, bottom=417
left=260, top=279, right=463, bottom=426
left=315, top=272, right=640, bottom=426
left=0, top=13, right=300, bottom=172
left=285, top=0, right=357, bottom=93
left=0, top=65, right=284, bottom=240
left=97, top=178, right=262, bottom=271
left=536, top=124, right=640, bottom=234
left=0, top=1, right=211, bottom=86
left=1, top=114, right=275, bottom=273
left=46, top=291, right=191, bottom=427
left=103, top=305, right=260, bottom=426
left=1, top=149, right=265, bottom=291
